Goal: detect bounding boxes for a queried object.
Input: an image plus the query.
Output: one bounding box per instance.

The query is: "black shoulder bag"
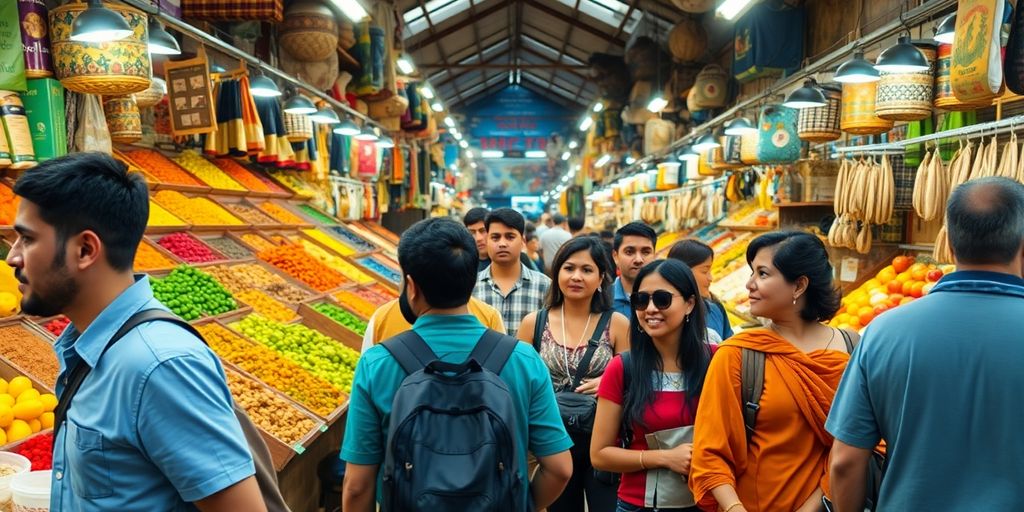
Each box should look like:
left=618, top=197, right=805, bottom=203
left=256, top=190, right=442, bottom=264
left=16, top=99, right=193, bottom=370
left=534, top=309, right=613, bottom=435
left=54, top=309, right=290, bottom=511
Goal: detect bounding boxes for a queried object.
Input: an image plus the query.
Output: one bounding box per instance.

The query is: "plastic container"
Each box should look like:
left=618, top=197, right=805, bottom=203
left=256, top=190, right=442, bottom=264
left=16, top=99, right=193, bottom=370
left=0, top=453, right=32, bottom=512
left=10, top=470, right=50, bottom=512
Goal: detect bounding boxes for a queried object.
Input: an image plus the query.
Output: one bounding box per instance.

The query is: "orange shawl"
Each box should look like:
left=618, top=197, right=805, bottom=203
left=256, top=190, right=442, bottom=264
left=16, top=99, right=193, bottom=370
left=689, top=328, right=849, bottom=512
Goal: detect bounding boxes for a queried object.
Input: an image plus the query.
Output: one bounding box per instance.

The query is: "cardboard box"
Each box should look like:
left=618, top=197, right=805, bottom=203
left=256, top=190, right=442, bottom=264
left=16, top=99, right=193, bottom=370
left=21, top=78, right=66, bottom=161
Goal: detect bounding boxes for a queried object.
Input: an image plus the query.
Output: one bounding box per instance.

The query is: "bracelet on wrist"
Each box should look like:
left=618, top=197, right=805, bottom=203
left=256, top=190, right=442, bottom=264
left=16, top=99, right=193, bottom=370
left=723, top=503, right=743, bottom=512
left=639, top=450, right=647, bottom=470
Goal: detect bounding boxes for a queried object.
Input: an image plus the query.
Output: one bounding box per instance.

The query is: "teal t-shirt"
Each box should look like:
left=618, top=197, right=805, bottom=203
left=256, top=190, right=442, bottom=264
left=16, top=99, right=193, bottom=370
left=826, top=271, right=1024, bottom=509
left=340, top=314, right=573, bottom=503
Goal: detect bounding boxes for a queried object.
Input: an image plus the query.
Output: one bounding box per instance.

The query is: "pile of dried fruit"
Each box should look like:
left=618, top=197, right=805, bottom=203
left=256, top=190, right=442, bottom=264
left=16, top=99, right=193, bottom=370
left=157, top=232, right=222, bottom=263
left=174, top=150, right=246, bottom=191
left=133, top=240, right=179, bottom=271
left=239, top=233, right=277, bottom=252
left=122, top=149, right=202, bottom=187
left=204, top=263, right=312, bottom=304
left=203, top=237, right=251, bottom=260
left=153, top=190, right=243, bottom=226
left=299, top=240, right=374, bottom=284
left=226, top=203, right=277, bottom=225
left=301, top=229, right=355, bottom=256
left=0, top=326, right=59, bottom=386
left=147, top=201, right=186, bottom=227
left=258, top=245, right=348, bottom=292
left=212, top=159, right=286, bottom=194
left=224, top=368, right=317, bottom=444
left=235, top=290, right=297, bottom=322
left=257, top=202, right=307, bottom=225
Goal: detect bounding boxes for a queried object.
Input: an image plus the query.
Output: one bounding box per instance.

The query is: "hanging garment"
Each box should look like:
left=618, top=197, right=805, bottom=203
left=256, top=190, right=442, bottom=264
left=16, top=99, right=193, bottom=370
left=214, top=79, right=247, bottom=157
left=254, top=95, right=288, bottom=164
left=329, top=130, right=349, bottom=176
left=239, top=75, right=265, bottom=155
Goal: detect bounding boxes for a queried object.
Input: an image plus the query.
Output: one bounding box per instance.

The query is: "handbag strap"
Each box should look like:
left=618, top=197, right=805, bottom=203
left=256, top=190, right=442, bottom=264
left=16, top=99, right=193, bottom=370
left=533, top=308, right=549, bottom=352
left=54, top=309, right=203, bottom=441
left=569, top=311, right=613, bottom=390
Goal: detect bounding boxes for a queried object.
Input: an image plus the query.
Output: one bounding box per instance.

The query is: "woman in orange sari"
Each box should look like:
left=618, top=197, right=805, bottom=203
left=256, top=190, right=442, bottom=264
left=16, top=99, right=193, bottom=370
left=689, top=232, right=856, bottom=512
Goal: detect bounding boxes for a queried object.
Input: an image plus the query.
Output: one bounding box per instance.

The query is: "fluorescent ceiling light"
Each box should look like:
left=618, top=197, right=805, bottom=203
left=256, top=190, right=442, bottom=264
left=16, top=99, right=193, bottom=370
left=561, top=175, right=569, bottom=183
left=431, top=101, right=444, bottom=112
left=579, top=117, right=593, bottom=131
left=470, top=162, right=478, bottom=168
left=592, top=102, right=604, bottom=113
left=331, top=0, right=369, bottom=22
left=525, top=150, right=546, bottom=158
left=716, top=0, right=756, bottom=20
left=625, top=156, right=636, bottom=165
left=444, top=116, right=455, bottom=128
left=595, top=154, right=612, bottom=168
left=452, top=132, right=463, bottom=141
left=466, top=150, right=474, bottom=158
left=459, top=140, right=469, bottom=148
left=482, top=150, right=504, bottom=158
left=568, top=140, right=579, bottom=149
left=561, top=151, right=571, bottom=161
left=420, top=86, right=435, bottom=99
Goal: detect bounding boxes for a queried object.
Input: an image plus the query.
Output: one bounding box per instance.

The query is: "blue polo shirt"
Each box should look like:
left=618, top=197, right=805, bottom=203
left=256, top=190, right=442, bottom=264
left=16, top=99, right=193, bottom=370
left=612, top=277, right=632, bottom=319
left=827, top=271, right=1024, bottom=510
left=341, top=314, right=573, bottom=503
left=51, top=276, right=254, bottom=511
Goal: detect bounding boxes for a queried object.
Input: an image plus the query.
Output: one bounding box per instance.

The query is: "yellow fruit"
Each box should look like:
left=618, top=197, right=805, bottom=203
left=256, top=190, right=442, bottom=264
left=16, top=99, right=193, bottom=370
left=0, top=403, right=12, bottom=428
left=16, top=389, right=40, bottom=404
left=7, top=376, right=32, bottom=400
left=39, top=393, right=57, bottom=413
left=12, top=400, right=42, bottom=421
left=28, top=419, right=40, bottom=433
left=39, top=412, right=53, bottom=429
left=0, top=292, right=17, bottom=317
left=0, top=428, right=6, bottom=445
left=6, top=419, right=31, bottom=442
left=0, top=394, right=13, bottom=408
left=0, top=378, right=7, bottom=395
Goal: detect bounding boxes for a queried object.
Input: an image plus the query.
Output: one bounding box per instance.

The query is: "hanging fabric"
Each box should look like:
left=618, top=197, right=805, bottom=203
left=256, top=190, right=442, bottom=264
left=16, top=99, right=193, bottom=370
left=1006, top=0, right=1024, bottom=95
left=329, top=131, right=349, bottom=176
left=391, top=142, right=405, bottom=183
left=254, top=95, right=290, bottom=165
left=238, top=75, right=265, bottom=155
left=213, top=78, right=247, bottom=157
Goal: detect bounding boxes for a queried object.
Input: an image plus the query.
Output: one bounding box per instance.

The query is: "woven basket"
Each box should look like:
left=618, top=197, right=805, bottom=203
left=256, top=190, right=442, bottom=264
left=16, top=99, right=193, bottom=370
left=102, top=95, right=141, bottom=143
left=284, top=112, right=313, bottom=142
left=798, top=84, right=842, bottom=142
left=50, top=1, right=151, bottom=95
left=739, top=129, right=761, bottom=164
left=669, top=19, right=707, bottom=62
left=280, top=0, right=338, bottom=62
left=644, top=118, right=676, bottom=155
left=134, top=78, right=166, bottom=108
left=368, top=94, right=409, bottom=120
left=934, top=43, right=992, bottom=110
left=876, top=42, right=936, bottom=121
left=841, top=81, right=893, bottom=135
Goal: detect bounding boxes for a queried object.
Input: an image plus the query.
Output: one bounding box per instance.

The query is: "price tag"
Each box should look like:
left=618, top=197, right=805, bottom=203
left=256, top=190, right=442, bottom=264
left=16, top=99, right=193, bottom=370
left=840, top=257, right=859, bottom=282
left=292, top=443, right=306, bottom=455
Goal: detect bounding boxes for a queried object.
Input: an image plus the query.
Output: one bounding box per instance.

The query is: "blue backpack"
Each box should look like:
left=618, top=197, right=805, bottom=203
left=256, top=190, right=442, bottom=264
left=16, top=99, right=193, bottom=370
left=381, top=329, right=527, bottom=512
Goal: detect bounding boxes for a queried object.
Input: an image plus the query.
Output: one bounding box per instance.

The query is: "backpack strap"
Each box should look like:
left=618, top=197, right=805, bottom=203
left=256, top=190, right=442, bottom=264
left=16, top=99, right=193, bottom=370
left=468, top=329, right=519, bottom=375
left=740, top=348, right=765, bottom=442
left=381, top=330, right=439, bottom=375
left=532, top=308, right=549, bottom=352
left=54, top=309, right=195, bottom=440
left=839, top=329, right=857, bottom=353
left=569, top=311, right=613, bottom=390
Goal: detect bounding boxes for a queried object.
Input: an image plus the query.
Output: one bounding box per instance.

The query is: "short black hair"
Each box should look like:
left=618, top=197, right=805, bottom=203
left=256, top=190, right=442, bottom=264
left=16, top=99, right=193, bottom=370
left=485, top=208, right=526, bottom=235
left=552, top=213, right=567, bottom=225
left=614, top=221, right=657, bottom=251
left=463, top=207, right=489, bottom=227
left=568, top=217, right=585, bottom=232
left=13, top=152, right=148, bottom=271
left=946, top=177, right=1024, bottom=265
left=545, top=236, right=613, bottom=313
left=745, top=231, right=841, bottom=323
left=398, top=218, right=478, bottom=309
left=599, top=230, right=614, bottom=241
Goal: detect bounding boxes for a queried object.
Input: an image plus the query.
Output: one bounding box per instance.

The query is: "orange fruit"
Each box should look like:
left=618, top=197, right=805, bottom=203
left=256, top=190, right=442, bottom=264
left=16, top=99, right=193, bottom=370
left=859, top=310, right=875, bottom=326
left=873, top=304, right=889, bottom=317
left=893, top=256, right=913, bottom=273
left=900, top=296, right=915, bottom=305
left=876, top=265, right=897, bottom=283
left=887, top=280, right=903, bottom=294
left=902, top=281, right=915, bottom=295
left=896, top=272, right=913, bottom=283
left=910, top=281, right=926, bottom=298
left=911, top=268, right=927, bottom=282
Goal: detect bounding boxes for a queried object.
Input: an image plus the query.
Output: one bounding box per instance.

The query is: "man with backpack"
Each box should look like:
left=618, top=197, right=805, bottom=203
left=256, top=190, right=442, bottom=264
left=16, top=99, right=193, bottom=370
left=341, top=218, right=573, bottom=512
left=4, top=153, right=268, bottom=511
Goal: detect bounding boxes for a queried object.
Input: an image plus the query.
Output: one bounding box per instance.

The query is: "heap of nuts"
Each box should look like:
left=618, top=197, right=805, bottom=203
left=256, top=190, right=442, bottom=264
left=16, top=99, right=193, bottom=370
left=224, top=369, right=318, bottom=444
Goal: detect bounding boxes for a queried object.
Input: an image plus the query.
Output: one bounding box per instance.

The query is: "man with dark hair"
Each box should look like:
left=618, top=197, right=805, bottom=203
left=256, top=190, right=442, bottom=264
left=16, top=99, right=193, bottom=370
left=567, top=217, right=586, bottom=236
left=610, top=222, right=658, bottom=318
left=828, top=177, right=1024, bottom=511
left=539, top=213, right=571, bottom=270
left=463, top=207, right=491, bottom=272
left=5, top=153, right=264, bottom=511
left=342, top=218, right=572, bottom=511
left=474, top=208, right=552, bottom=335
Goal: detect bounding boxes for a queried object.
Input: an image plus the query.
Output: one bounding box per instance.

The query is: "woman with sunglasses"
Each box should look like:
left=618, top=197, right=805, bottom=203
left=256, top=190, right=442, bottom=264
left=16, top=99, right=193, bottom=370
left=668, top=239, right=734, bottom=343
left=689, top=232, right=855, bottom=512
left=590, top=259, right=714, bottom=512
left=517, top=236, right=630, bottom=512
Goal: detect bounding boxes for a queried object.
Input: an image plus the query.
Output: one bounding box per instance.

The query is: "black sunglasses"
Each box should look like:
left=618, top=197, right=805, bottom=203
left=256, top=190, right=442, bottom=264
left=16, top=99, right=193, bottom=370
left=630, top=290, right=680, bottom=311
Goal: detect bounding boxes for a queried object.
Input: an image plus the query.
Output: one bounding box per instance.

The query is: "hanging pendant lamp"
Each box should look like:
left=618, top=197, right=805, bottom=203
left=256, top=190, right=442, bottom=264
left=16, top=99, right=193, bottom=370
left=783, top=79, right=827, bottom=109
left=724, top=117, right=757, bottom=135
left=835, top=51, right=881, bottom=83
left=934, top=14, right=956, bottom=44
left=875, top=35, right=930, bottom=73
left=71, top=0, right=133, bottom=43
left=147, top=18, right=180, bottom=55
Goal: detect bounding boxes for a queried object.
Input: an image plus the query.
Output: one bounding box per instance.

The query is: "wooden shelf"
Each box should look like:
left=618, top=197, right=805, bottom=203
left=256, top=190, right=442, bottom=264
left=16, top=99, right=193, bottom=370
left=718, top=222, right=777, bottom=232
left=776, top=201, right=834, bottom=208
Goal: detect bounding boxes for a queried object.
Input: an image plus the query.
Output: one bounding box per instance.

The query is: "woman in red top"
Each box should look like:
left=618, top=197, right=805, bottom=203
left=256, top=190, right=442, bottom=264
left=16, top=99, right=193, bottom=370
left=591, top=259, right=714, bottom=512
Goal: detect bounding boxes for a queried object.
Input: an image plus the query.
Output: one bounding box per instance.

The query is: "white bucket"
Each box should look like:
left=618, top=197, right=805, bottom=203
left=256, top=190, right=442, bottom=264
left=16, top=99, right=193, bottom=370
left=10, top=470, right=50, bottom=512
left=0, top=452, right=32, bottom=511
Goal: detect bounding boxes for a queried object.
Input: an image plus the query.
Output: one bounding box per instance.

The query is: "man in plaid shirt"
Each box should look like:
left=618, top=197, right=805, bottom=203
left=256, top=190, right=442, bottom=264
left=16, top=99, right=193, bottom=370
left=474, top=208, right=551, bottom=335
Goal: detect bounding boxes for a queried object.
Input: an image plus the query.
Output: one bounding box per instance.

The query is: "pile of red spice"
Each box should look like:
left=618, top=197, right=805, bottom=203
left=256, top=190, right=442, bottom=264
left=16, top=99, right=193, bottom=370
left=13, top=432, right=53, bottom=470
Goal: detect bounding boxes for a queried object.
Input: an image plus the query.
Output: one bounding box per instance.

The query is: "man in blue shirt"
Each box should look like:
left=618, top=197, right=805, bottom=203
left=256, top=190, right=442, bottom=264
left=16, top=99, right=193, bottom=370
left=342, top=218, right=573, bottom=511
left=5, top=153, right=264, bottom=512
left=610, top=222, right=657, bottom=318
left=828, top=177, right=1024, bottom=511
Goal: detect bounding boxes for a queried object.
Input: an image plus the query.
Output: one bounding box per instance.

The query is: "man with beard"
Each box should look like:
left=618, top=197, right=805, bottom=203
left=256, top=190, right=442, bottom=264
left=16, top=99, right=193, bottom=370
left=342, top=217, right=572, bottom=511
left=5, top=153, right=264, bottom=511
left=610, top=222, right=658, bottom=319
left=474, top=208, right=552, bottom=336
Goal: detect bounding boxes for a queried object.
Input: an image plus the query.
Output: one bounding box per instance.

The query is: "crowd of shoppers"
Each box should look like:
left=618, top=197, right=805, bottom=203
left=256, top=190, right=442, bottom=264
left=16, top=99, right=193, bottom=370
left=9, top=153, right=1021, bottom=512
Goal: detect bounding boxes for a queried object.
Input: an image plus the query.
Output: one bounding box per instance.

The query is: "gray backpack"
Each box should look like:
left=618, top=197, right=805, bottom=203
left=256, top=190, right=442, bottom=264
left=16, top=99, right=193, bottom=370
left=381, top=329, right=527, bottom=512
